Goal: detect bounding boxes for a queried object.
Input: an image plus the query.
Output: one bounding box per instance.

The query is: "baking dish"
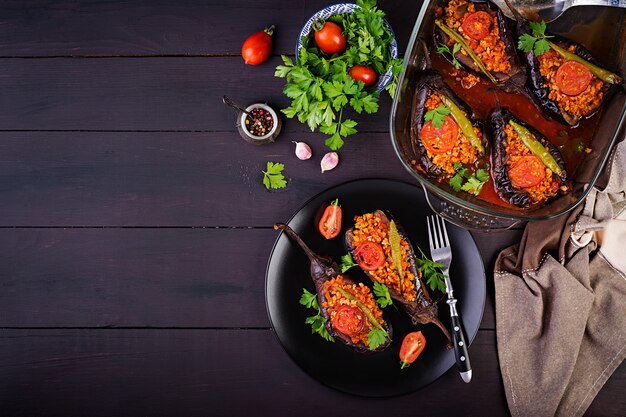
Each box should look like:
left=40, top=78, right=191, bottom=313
left=390, top=0, right=626, bottom=230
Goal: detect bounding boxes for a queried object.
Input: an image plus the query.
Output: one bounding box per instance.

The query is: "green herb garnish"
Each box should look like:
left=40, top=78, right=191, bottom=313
left=417, top=247, right=447, bottom=293
left=518, top=21, right=552, bottom=56
left=437, top=42, right=462, bottom=69
left=372, top=281, right=393, bottom=308
left=262, top=162, right=287, bottom=190
left=449, top=163, right=489, bottom=196
left=300, top=288, right=335, bottom=342
left=424, top=104, right=451, bottom=129
left=275, top=0, right=403, bottom=150
left=367, top=327, right=388, bottom=350
left=339, top=252, right=358, bottom=273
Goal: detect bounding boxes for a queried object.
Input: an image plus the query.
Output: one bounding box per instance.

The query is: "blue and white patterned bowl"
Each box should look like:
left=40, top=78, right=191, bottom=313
left=296, top=2, right=398, bottom=93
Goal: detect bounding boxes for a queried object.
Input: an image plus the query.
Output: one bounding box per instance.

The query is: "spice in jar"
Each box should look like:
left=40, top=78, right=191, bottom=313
left=244, top=108, right=274, bottom=137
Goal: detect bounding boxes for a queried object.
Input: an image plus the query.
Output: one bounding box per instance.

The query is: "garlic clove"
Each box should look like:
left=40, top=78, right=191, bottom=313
left=293, top=141, right=312, bottom=160
left=320, top=152, right=339, bottom=173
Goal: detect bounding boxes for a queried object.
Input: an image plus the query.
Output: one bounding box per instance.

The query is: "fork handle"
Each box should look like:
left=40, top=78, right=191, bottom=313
left=450, top=307, right=472, bottom=383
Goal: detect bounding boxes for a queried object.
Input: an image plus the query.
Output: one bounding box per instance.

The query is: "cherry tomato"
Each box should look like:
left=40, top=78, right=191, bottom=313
left=508, top=155, right=546, bottom=188
left=419, top=115, right=459, bottom=154
left=354, top=242, right=385, bottom=271
left=555, top=61, right=593, bottom=96
left=399, top=331, right=426, bottom=369
left=332, top=305, right=366, bottom=336
left=313, top=20, right=346, bottom=55
left=461, top=11, right=493, bottom=41
left=318, top=198, right=342, bottom=240
left=349, top=65, right=377, bottom=87
left=241, top=25, right=274, bottom=65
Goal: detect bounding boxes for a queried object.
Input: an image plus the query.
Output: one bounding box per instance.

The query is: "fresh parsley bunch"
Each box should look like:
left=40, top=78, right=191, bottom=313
left=518, top=21, right=552, bottom=56
left=300, top=288, right=334, bottom=342
left=275, top=0, right=403, bottom=150
left=449, top=163, right=489, bottom=196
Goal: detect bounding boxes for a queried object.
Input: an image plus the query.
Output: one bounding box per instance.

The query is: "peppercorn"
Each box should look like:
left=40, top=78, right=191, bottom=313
left=244, top=108, right=274, bottom=137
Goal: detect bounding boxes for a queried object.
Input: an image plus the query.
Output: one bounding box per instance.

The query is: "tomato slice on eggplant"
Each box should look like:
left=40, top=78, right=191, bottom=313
left=353, top=242, right=385, bottom=271
left=419, top=115, right=459, bottom=154
left=489, top=108, right=567, bottom=208
left=332, top=305, right=366, bottom=336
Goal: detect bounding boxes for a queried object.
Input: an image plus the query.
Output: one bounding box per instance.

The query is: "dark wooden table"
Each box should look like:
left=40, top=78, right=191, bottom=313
left=0, top=1, right=623, bottom=416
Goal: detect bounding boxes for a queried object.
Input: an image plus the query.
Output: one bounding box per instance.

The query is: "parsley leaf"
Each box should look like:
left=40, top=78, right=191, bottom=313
left=437, top=43, right=462, bottom=69
left=448, top=164, right=489, bottom=195
left=300, top=288, right=335, bottom=342
left=339, top=253, right=358, bottom=273
left=262, top=162, right=287, bottom=190
left=417, top=247, right=447, bottom=293
left=518, top=20, right=553, bottom=56
left=372, top=281, right=393, bottom=308
left=424, top=104, right=451, bottom=129
left=367, top=327, right=388, bottom=350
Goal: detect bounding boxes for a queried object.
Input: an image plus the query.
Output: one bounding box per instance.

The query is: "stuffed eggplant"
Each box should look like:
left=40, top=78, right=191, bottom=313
left=274, top=223, right=392, bottom=353
left=410, top=71, right=487, bottom=184
left=506, top=3, right=623, bottom=125
left=345, top=211, right=452, bottom=347
left=490, top=109, right=567, bottom=208
left=434, top=0, right=525, bottom=91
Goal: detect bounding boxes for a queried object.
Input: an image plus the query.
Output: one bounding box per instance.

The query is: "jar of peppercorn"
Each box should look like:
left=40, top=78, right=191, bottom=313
left=236, top=103, right=281, bottom=145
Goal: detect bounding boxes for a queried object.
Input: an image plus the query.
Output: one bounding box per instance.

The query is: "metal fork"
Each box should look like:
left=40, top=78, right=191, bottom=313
left=427, top=215, right=472, bottom=383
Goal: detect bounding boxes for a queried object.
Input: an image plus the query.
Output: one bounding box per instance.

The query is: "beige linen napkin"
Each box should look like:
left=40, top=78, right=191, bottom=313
left=494, top=136, right=626, bottom=417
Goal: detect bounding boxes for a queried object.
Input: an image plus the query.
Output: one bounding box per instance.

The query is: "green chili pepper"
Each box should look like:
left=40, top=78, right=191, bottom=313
left=548, top=42, right=622, bottom=84
left=435, top=20, right=498, bottom=84
left=509, top=120, right=562, bottom=176
left=437, top=92, right=484, bottom=154
left=336, top=287, right=387, bottom=334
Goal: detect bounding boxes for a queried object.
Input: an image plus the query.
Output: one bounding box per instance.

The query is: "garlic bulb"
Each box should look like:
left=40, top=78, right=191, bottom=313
left=320, top=152, right=339, bottom=173
left=293, top=141, right=312, bottom=160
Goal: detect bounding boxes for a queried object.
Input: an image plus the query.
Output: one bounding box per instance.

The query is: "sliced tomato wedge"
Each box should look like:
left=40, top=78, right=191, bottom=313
left=399, top=331, right=426, bottom=369
left=555, top=61, right=593, bottom=96
left=318, top=198, right=342, bottom=240
left=461, top=11, right=493, bottom=41
left=354, top=242, right=385, bottom=271
left=419, top=115, right=459, bottom=154
left=332, top=305, right=365, bottom=336
left=508, top=155, right=546, bottom=188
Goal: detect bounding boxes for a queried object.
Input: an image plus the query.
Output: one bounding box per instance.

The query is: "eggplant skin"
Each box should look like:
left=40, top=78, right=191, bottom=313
left=410, top=71, right=487, bottom=178
left=489, top=109, right=567, bottom=208
left=523, top=34, right=620, bottom=126
left=433, top=0, right=526, bottom=92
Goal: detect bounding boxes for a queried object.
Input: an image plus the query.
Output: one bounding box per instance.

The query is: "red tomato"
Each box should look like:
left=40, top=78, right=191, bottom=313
left=508, top=155, right=546, bottom=188
left=318, top=198, right=342, bottom=240
left=555, top=61, right=593, bottom=96
left=461, top=11, right=493, bottom=41
left=241, top=25, right=274, bottom=65
left=419, top=115, right=459, bottom=154
left=332, top=305, right=366, bottom=336
left=399, top=331, right=426, bottom=369
left=349, top=65, right=377, bottom=87
left=354, top=242, right=385, bottom=271
left=313, top=20, right=346, bottom=55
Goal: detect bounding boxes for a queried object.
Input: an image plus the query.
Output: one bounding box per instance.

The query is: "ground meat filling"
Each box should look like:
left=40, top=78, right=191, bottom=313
left=444, top=0, right=511, bottom=74
left=322, top=275, right=383, bottom=346
left=351, top=213, right=417, bottom=302
left=422, top=93, right=479, bottom=175
left=504, top=124, right=560, bottom=204
left=537, top=48, right=604, bottom=121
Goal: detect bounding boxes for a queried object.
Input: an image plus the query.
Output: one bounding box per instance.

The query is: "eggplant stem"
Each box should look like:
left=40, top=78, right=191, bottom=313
left=548, top=41, right=622, bottom=84
left=274, top=223, right=319, bottom=263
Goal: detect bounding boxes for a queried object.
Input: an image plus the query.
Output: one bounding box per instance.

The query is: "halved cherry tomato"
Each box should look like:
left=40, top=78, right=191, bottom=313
left=332, top=305, right=366, bottom=336
left=349, top=65, right=377, bottom=87
left=508, top=155, right=546, bottom=188
left=318, top=198, right=342, bottom=240
left=354, top=242, right=385, bottom=271
left=313, top=20, right=346, bottom=55
left=461, top=11, right=493, bottom=41
left=399, top=331, right=426, bottom=369
left=555, top=61, right=593, bottom=96
left=242, top=25, right=274, bottom=65
left=419, top=115, right=459, bottom=154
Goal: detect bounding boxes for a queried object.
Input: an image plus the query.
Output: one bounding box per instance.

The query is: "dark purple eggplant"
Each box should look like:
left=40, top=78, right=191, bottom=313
left=434, top=0, right=526, bottom=92
left=410, top=70, right=487, bottom=178
left=504, top=0, right=623, bottom=125
left=489, top=108, right=567, bottom=208
left=344, top=211, right=452, bottom=348
left=274, top=223, right=392, bottom=353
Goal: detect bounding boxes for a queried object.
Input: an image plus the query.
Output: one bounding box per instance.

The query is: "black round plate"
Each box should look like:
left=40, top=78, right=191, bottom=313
left=265, top=179, right=486, bottom=397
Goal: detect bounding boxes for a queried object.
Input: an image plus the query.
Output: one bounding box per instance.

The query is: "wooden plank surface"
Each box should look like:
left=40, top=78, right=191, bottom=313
left=0, top=0, right=419, bottom=57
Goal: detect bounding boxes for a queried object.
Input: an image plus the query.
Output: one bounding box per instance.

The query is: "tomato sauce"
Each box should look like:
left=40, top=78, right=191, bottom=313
left=430, top=52, right=601, bottom=209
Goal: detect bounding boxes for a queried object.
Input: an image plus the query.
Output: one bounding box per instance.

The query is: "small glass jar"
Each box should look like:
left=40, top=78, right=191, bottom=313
left=236, top=103, right=282, bottom=145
